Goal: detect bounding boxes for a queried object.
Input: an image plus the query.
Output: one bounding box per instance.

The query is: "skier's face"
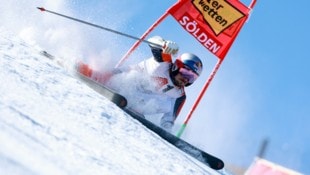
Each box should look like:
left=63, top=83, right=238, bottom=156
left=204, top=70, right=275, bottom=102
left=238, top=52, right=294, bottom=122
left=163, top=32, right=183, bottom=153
left=174, top=67, right=198, bottom=87
left=174, top=73, right=189, bottom=87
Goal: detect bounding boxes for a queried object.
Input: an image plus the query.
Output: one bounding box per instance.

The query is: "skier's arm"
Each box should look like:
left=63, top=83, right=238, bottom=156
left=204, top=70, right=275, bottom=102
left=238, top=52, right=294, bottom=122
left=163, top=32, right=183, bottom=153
left=173, top=94, right=186, bottom=118
left=160, top=95, right=186, bottom=131
left=148, top=36, right=179, bottom=63
left=150, top=47, right=171, bottom=63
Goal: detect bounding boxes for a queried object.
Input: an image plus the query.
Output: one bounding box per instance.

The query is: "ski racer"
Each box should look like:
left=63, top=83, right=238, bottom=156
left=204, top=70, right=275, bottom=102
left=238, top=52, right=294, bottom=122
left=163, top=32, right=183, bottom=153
left=76, top=36, right=203, bottom=132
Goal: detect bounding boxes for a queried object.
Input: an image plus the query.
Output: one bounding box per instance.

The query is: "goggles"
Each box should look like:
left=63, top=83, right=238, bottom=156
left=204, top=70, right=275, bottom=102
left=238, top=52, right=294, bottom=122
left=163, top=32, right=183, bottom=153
left=179, top=67, right=198, bottom=84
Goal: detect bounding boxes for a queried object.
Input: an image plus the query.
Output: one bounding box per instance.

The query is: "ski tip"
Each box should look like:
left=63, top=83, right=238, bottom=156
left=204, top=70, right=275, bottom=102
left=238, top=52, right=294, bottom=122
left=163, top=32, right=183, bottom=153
left=37, top=7, right=46, bottom=12
left=210, top=160, right=225, bottom=170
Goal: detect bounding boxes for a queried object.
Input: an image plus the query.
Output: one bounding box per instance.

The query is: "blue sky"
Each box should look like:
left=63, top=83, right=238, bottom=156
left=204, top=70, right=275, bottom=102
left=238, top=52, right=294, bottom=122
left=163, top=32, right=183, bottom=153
left=1, top=0, right=309, bottom=174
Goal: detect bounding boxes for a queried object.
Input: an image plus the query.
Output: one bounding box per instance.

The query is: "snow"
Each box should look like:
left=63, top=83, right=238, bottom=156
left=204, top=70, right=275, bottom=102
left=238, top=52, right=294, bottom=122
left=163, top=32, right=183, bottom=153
left=0, top=29, right=226, bottom=174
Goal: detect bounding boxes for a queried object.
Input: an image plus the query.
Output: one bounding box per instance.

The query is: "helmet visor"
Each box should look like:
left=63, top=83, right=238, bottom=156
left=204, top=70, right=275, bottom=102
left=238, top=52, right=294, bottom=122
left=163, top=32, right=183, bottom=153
left=179, top=67, right=198, bottom=84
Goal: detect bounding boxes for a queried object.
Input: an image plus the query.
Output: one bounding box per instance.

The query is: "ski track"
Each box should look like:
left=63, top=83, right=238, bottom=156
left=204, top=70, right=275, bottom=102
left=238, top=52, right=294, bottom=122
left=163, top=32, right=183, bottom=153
left=0, top=29, right=225, bottom=175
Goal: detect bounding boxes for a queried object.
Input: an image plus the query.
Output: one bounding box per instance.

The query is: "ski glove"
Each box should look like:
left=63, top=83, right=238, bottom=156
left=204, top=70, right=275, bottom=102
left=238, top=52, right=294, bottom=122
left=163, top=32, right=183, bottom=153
left=76, top=61, right=93, bottom=77
left=148, top=36, right=179, bottom=55
left=160, top=121, right=173, bottom=132
left=163, top=40, right=179, bottom=55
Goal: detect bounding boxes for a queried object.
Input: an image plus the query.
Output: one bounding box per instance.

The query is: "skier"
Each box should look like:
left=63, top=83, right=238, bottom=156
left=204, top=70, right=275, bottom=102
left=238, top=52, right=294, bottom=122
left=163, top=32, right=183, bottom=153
left=77, top=36, right=203, bottom=132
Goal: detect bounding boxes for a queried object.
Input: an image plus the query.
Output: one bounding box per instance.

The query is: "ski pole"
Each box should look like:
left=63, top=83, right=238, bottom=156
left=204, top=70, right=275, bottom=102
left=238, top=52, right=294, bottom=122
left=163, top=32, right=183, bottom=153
left=36, top=7, right=161, bottom=47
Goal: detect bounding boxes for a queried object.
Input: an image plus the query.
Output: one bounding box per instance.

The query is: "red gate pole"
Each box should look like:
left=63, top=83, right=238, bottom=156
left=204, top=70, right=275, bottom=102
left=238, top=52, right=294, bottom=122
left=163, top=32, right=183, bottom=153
left=249, top=0, right=257, bottom=9
left=176, top=59, right=224, bottom=137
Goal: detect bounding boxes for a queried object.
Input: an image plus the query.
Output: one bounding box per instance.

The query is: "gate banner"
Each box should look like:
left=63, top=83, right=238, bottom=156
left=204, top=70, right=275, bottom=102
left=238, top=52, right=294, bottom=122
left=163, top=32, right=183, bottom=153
left=168, top=0, right=251, bottom=59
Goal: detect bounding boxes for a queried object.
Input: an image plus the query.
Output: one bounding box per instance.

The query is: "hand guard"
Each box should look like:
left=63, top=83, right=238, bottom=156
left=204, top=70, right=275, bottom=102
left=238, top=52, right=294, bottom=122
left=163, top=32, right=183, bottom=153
left=147, top=36, right=165, bottom=49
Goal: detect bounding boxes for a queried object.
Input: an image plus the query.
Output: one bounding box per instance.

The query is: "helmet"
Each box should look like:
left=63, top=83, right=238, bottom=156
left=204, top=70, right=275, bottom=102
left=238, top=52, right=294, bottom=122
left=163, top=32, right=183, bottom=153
left=173, top=53, right=203, bottom=76
left=171, top=53, right=203, bottom=86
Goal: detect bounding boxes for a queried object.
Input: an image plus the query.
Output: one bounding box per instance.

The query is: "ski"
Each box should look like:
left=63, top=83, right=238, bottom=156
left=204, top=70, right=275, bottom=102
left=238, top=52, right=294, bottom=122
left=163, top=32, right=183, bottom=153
left=124, top=108, right=224, bottom=170
left=40, top=51, right=224, bottom=170
left=39, top=51, right=127, bottom=108
left=76, top=72, right=127, bottom=108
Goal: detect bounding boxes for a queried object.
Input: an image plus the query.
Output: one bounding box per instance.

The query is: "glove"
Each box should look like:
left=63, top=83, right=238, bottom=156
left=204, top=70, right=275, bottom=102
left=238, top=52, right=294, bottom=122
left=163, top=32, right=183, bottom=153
left=163, top=40, right=179, bottom=55
left=76, top=61, right=93, bottom=77
left=148, top=36, right=179, bottom=55
left=160, top=121, right=173, bottom=132
left=161, top=122, right=173, bottom=132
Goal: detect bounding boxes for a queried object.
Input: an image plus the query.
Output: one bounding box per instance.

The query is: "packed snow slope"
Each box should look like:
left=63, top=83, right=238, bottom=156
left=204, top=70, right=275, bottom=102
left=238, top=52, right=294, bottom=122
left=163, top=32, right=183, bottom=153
left=0, top=30, right=225, bottom=175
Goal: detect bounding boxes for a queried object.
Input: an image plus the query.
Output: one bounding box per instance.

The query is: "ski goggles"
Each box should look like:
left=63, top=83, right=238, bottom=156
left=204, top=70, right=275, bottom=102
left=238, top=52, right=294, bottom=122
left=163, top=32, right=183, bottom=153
left=179, top=67, right=198, bottom=84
